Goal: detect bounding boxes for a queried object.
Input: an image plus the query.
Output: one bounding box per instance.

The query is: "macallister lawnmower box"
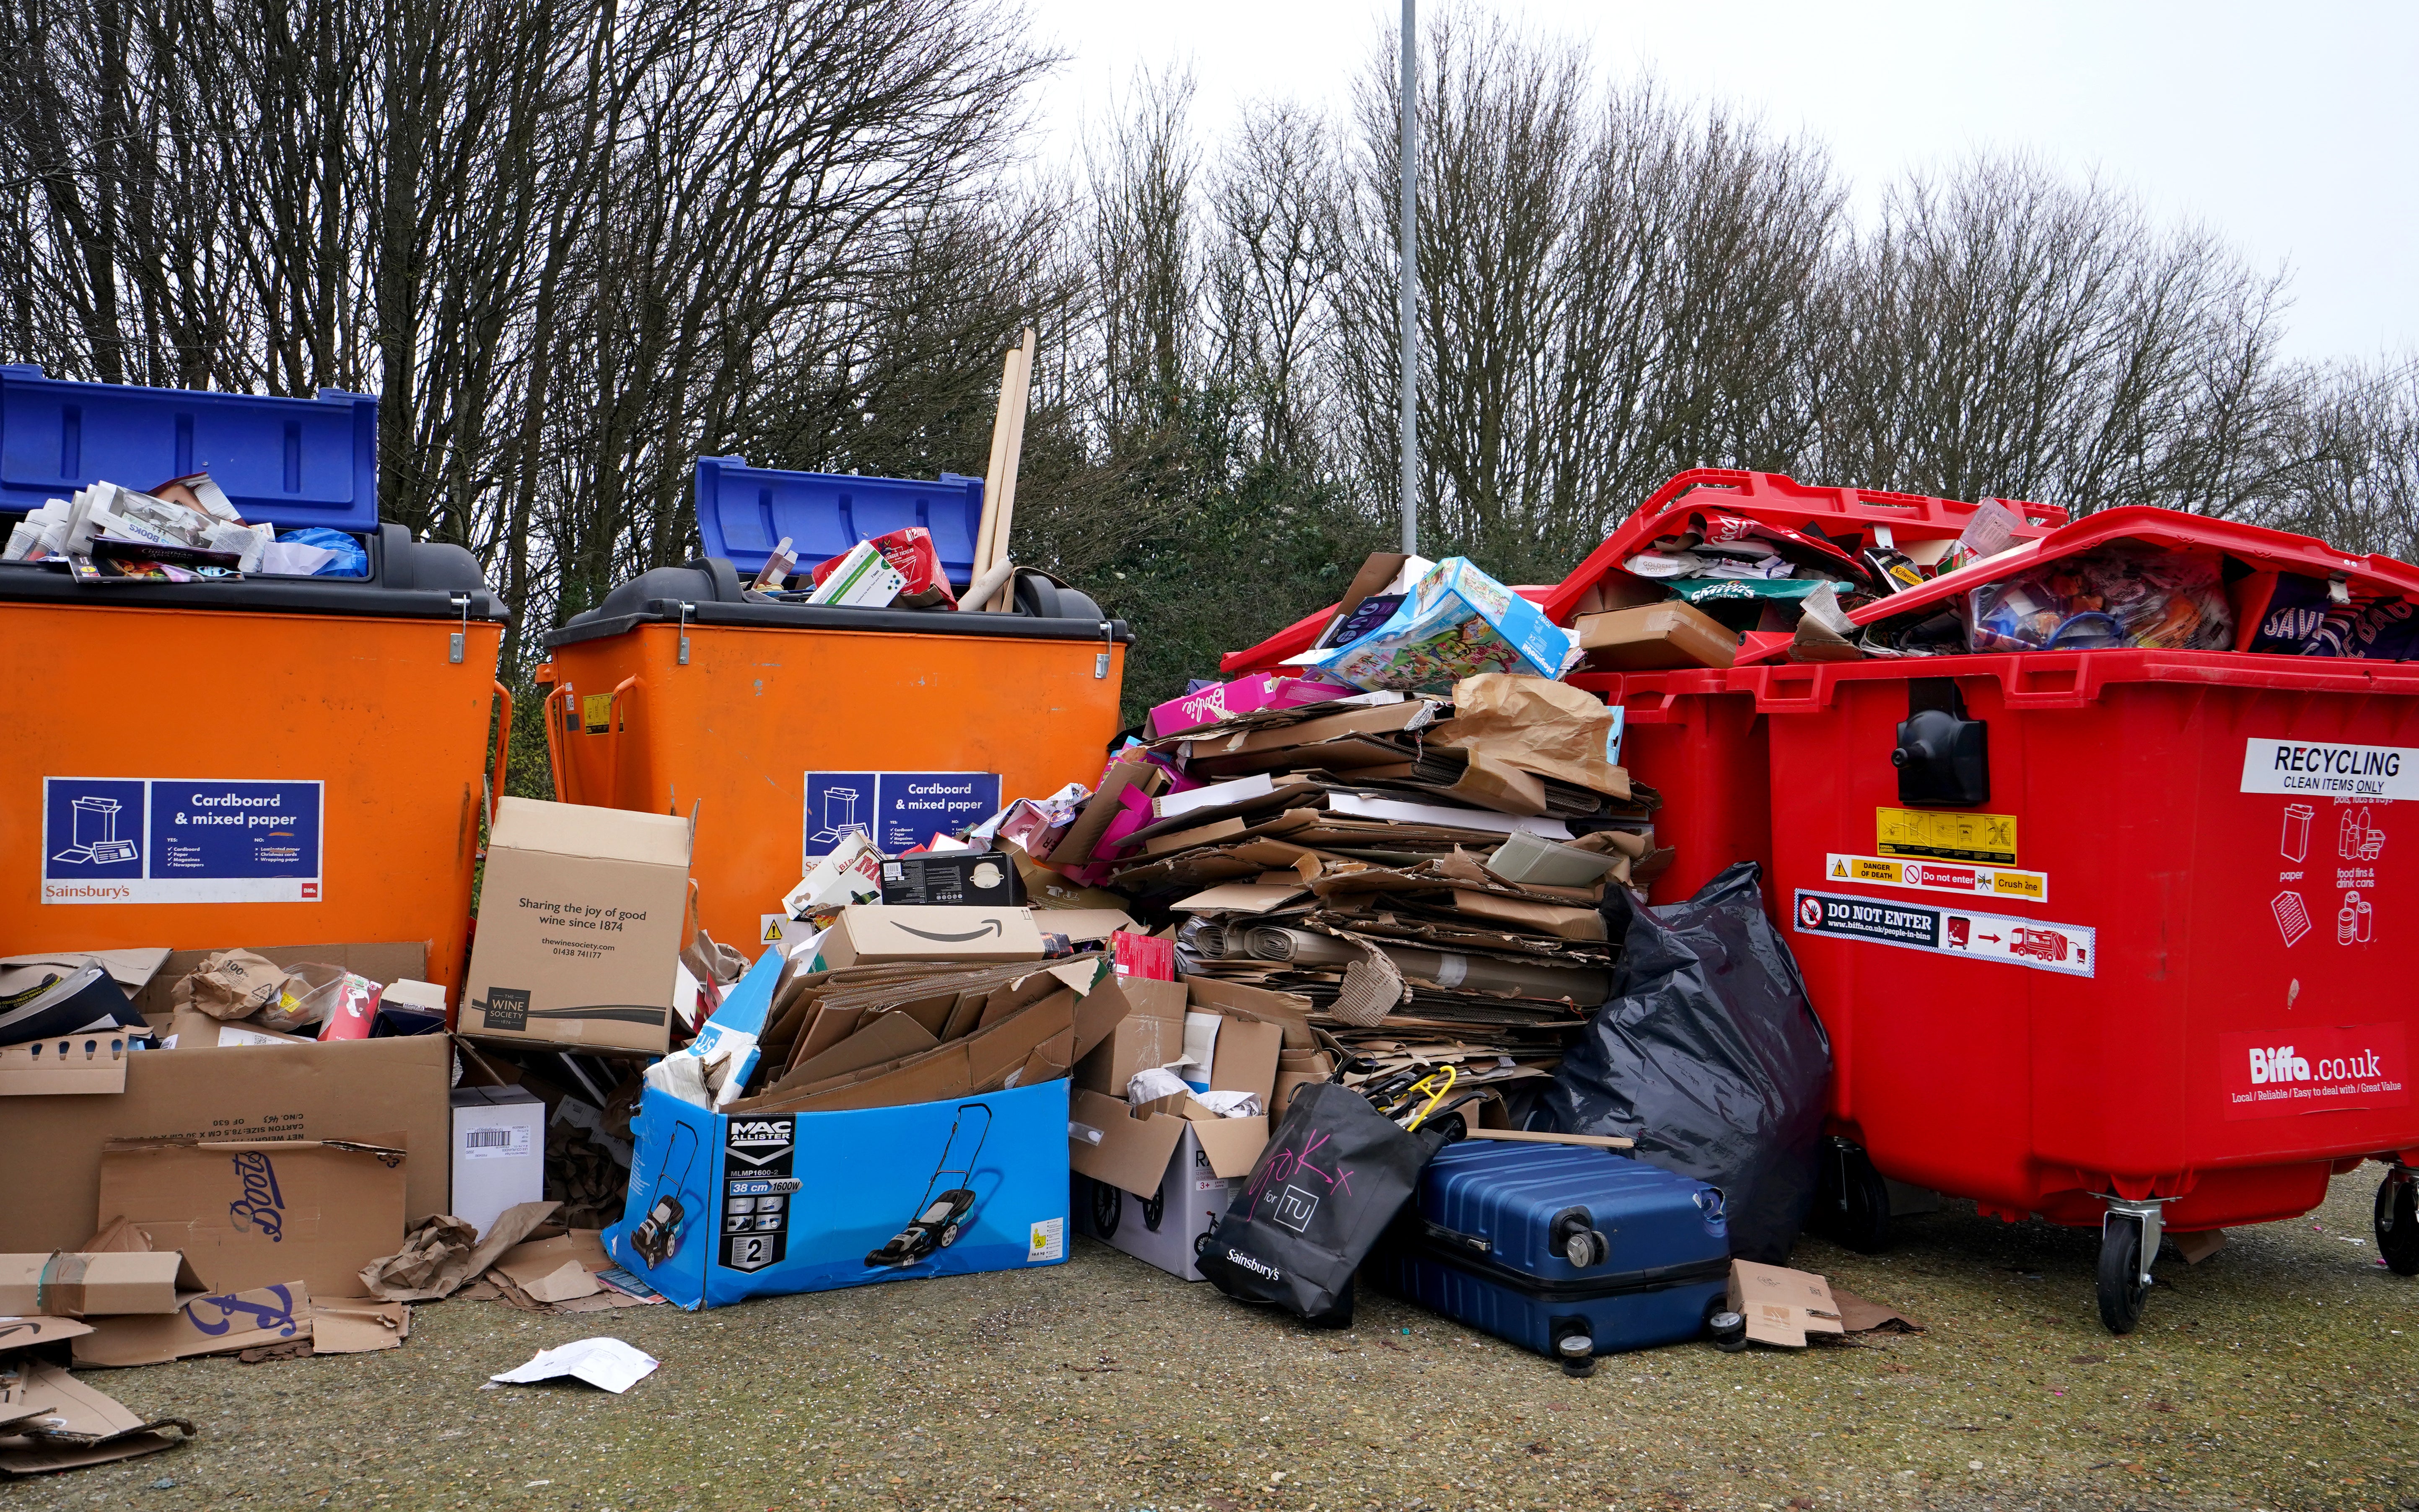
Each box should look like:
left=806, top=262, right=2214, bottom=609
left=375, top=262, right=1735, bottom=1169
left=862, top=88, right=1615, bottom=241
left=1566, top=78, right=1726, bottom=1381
left=604, top=1077, right=1069, bottom=1307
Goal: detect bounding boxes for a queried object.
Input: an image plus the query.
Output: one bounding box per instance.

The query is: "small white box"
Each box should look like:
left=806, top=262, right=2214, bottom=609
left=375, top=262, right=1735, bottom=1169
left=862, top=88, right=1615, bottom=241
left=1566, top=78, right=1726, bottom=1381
left=449, top=1085, right=546, bottom=1237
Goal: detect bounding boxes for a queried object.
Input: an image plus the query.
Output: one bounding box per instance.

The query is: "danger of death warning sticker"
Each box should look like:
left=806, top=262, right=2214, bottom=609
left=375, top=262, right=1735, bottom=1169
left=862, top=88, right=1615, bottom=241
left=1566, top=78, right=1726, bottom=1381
left=1793, top=889, right=2094, bottom=977
left=1825, top=853, right=2047, bottom=903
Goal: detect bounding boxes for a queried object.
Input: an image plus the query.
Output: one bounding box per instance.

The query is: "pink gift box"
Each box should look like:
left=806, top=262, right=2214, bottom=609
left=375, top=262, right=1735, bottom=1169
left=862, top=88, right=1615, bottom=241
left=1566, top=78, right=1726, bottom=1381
left=1145, top=674, right=1344, bottom=738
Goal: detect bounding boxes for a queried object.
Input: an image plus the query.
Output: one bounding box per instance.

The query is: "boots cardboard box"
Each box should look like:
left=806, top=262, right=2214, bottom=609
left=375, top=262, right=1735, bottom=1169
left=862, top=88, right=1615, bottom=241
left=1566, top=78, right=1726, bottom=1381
left=0, top=1035, right=451, bottom=1253
left=96, top=1137, right=407, bottom=1297
left=464, top=798, right=692, bottom=1054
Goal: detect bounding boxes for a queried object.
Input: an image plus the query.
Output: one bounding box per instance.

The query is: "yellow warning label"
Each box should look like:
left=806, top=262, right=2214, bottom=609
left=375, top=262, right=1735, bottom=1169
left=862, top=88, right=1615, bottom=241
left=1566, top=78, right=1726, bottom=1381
left=1875, top=808, right=2018, bottom=865
left=581, top=693, right=614, bottom=733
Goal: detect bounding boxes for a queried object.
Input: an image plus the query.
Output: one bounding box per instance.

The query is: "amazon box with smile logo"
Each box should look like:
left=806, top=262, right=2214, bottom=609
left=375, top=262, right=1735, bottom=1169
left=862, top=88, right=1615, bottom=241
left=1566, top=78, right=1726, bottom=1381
left=464, top=797, right=692, bottom=1054
left=812, top=904, right=1046, bottom=970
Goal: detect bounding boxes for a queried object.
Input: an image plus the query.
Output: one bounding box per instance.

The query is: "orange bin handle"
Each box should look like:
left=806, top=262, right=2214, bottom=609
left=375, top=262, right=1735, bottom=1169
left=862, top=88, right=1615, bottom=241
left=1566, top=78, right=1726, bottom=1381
left=541, top=684, right=577, bottom=804
left=603, top=676, right=639, bottom=808
left=486, top=681, right=515, bottom=823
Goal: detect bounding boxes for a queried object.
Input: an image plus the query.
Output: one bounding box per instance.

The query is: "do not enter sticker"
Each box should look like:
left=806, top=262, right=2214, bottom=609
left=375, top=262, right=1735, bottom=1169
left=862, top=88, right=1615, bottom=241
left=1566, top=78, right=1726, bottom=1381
left=1793, top=889, right=2095, bottom=978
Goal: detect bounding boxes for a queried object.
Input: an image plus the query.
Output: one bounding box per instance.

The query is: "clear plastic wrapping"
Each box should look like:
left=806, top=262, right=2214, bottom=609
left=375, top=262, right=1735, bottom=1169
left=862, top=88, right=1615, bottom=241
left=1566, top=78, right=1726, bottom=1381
left=1964, top=545, right=2233, bottom=652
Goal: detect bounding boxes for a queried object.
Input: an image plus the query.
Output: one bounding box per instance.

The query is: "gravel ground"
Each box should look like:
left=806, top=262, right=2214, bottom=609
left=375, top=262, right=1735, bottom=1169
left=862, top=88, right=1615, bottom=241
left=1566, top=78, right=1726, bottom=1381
left=8, top=1169, right=2414, bottom=1512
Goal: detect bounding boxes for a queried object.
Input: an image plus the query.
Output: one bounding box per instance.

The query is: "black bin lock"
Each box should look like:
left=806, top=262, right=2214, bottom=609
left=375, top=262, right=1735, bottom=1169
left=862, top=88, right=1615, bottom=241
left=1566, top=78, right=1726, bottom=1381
left=1893, top=680, right=1988, bottom=807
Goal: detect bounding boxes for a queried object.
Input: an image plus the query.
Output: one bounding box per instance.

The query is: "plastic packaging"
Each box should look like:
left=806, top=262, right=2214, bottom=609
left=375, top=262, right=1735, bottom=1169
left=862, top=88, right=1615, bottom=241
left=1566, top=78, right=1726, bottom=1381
left=275, top=527, right=371, bottom=577
left=1543, top=863, right=1832, bottom=1264
left=1964, top=544, right=2232, bottom=653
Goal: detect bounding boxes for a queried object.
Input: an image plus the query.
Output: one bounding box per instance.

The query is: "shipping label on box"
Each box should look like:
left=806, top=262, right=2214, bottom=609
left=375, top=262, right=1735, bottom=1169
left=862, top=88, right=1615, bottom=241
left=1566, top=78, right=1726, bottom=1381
left=604, top=1079, right=1069, bottom=1308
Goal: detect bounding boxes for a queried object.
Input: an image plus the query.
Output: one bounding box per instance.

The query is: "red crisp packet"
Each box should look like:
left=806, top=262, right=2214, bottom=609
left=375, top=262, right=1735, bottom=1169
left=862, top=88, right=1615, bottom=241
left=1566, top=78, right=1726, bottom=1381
left=809, top=526, right=957, bottom=608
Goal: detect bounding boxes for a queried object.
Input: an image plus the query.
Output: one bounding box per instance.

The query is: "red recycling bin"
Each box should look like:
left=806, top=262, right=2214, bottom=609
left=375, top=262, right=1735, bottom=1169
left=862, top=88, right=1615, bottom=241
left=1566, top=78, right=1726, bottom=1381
left=1737, top=507, right=2419, bottom=1331
left=1548, top=471, right=2066, bottom=911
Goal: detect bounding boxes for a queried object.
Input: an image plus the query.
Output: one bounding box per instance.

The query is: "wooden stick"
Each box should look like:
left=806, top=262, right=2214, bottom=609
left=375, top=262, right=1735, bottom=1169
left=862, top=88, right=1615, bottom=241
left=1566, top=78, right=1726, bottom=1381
left=982, top=327, right=1037, bottom=611
left=1458, top=1127, right=1636, bottom=1150
left=971, top=339, right=1025, bottom=586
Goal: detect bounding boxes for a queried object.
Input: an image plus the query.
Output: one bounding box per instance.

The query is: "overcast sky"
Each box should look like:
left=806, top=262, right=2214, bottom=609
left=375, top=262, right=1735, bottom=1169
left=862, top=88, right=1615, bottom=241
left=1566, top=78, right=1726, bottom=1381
left=1021, top=0, right=2414, bottom=366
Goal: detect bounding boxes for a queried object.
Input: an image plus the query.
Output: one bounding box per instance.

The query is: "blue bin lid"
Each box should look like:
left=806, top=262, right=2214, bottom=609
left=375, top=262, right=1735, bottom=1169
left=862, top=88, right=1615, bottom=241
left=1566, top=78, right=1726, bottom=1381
left=0, top=365, right=379, bottom=531
left=693, top=456, right=985, bottom=585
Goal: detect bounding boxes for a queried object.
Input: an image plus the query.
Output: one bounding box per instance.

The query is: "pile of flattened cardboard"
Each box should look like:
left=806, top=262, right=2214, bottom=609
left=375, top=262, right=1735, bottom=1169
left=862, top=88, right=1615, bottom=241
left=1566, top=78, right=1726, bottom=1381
left=1070, top=673, right=1670, bottom=1106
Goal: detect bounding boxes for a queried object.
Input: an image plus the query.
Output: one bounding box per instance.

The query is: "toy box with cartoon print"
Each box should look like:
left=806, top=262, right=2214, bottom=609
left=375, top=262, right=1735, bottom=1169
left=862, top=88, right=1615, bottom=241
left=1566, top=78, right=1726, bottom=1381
left=604, top=1078, right=1070, bottom=1308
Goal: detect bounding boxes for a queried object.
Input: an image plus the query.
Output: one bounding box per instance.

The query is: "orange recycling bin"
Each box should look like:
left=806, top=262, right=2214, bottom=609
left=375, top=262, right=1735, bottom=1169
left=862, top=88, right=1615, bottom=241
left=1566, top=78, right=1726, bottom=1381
left=539, top=555, right=1130, bottom=953
left=1, top=369, right=509, bottom=999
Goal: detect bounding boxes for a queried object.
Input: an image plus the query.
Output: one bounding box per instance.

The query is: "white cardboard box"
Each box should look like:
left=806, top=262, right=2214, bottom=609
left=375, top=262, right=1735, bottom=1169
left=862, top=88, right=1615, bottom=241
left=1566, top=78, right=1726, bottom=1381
left=450, top=1086, right=546, bottom=1237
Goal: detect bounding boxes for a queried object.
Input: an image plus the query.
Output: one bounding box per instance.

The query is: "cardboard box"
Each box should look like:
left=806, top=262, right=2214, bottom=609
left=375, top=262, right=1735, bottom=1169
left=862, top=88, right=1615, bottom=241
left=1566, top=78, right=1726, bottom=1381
left=449, top=1086, right=547, bottom=1238
left=132, top=942, right=425, bottom=1023
left=96, top=1138, right=407, bottom=1297
left=464, top=798, right=692, bottom=1054
left=1728, top=1258, right=1844, bottom=1348
left=0, top=1032, right=135, bottom=1096
left=1070, top=1088, right=1268, bottom=1281
left=1144, top=675, right=1343, bottom=739
left=812, top=904, right=1045, bottom=970
left=803, top=538, right=907, bottom=607
left=878, top=852, right=1026, bottom=908
left=166, top=1011, right=315, bottom=1049
left=0, top=1252, right=204, bottom=1316
left=1576, top=601, right=1741, bottom=670
left=1072, top=979, right=1187, bottom=1098
left=1303, top=557, right=1576, bottom=692
left=604, top=1078, right=1070, bottom=1308
left=0, top=1035, right=451, bottom=1253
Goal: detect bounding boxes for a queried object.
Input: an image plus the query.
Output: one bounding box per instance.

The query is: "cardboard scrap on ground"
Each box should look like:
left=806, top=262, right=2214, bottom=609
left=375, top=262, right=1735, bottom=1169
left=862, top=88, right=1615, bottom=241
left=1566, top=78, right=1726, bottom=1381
left=308, top=1298, right=411, bottom=1354
left=1729, top=1259, right=1844, bottom=1349
left=357, top=1200, right=560, bottom=1302
left=73, top=1282, right=311, bottom=1368
left=483, top=1230, right=656, bottom=1315
left=1727, top=1260, right=1922, bottom=1348
left=0, top=1360, right=193, bottom=1478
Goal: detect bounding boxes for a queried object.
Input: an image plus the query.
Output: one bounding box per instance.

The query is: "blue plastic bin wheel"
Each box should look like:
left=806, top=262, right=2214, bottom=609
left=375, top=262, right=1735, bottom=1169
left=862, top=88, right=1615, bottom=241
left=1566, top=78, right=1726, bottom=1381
left=693, top=456, right=984, bottom=585
left=0, top=365, right=377, bottom=531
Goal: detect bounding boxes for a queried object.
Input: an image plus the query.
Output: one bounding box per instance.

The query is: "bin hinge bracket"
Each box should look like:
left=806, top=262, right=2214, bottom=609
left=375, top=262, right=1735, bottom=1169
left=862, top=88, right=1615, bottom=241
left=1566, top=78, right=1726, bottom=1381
left=448, top=593, right=470, bottom=664
left=1095, top=621, right=1113, bottom=680
left=678, top=602, right=696, bottom=666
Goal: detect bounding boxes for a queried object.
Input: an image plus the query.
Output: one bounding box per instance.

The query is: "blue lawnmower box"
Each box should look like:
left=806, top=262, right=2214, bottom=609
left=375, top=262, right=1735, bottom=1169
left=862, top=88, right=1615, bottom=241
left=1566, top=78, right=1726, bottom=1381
left=604, top=1077, right=1071, bottom=1308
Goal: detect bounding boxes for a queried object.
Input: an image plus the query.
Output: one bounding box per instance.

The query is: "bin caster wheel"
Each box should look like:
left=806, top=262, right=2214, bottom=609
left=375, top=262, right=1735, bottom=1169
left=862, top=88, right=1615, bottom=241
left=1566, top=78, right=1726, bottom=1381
left=1817, top=1138, right=1893, bottom=1254
left=2377, top=1171, right=2419, bottom=1276
left=2097, top=1214, right=2151, bottom=1335
left=1091, top=1181, right=1121, bottom=1240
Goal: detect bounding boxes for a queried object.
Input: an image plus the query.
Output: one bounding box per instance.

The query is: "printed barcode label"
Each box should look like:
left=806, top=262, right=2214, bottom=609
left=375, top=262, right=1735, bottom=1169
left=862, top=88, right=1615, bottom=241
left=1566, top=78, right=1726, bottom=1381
left=461, top=1125, right=531, bottom=1161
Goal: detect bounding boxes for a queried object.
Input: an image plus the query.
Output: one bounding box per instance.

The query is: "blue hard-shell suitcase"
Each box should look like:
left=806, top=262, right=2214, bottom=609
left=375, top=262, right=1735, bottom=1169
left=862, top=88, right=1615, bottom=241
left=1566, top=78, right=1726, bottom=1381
left=1371, top=1140, right=1732, bottom=1362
